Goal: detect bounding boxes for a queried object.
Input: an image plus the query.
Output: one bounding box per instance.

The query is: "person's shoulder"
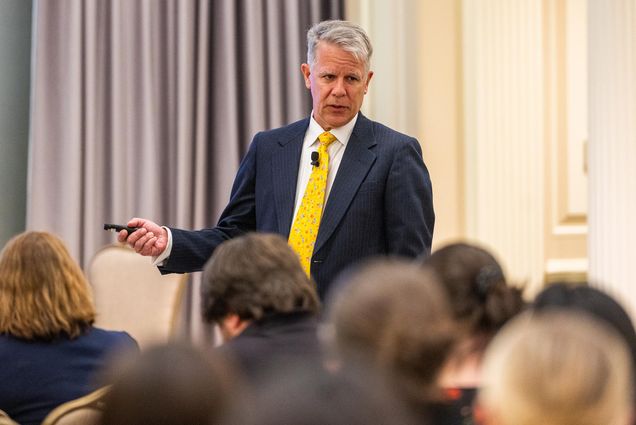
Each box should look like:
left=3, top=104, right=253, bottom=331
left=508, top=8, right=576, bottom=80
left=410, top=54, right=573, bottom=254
left=87, top=327, right=139, bottom=351
left=88, top=326, right=132, bottom=340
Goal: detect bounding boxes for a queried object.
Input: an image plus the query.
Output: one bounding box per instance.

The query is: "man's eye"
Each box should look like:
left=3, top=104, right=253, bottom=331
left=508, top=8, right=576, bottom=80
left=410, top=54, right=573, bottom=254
left=346, top=76, right=360, bottom=82
left=323, top=75, right=335, bottom=80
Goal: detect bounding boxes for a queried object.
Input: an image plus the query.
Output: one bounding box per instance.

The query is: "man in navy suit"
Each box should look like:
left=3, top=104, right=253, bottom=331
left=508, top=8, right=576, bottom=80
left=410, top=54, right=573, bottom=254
left=120, top=20, right=434, bottom=299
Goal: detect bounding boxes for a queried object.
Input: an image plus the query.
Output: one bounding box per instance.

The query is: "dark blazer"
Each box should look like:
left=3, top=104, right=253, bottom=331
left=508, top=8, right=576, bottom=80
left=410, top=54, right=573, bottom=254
left=217, top=312, right=322, bottom=383
left=162, top=113, right=434, bottom=298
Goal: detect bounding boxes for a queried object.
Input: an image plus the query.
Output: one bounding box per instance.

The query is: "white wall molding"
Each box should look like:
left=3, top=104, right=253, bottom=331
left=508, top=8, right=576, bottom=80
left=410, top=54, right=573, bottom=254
left=462, top=0, right=545, bottom=293
left=588, top=0, right=636, bottom=313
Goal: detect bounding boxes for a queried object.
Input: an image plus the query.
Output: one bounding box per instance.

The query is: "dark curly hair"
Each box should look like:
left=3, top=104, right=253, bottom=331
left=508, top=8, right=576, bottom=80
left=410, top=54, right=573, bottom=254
left=201, top=233, right=319, bottom=323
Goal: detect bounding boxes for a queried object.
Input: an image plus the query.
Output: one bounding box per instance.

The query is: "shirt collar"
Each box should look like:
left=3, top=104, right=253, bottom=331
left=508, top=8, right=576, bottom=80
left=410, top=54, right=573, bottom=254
left=305, top=112, right=358, bottom=149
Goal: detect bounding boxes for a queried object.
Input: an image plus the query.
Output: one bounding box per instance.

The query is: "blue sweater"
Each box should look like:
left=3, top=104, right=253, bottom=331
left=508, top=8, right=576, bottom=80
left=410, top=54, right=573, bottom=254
left=0, top=327, right=138, bottom=425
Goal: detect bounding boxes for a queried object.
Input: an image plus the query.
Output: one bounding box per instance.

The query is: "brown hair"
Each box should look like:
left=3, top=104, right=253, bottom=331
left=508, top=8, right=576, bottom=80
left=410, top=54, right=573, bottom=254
left=100, top=342, right=238, bottom=425
left=224, top=363, right=417, bottom=425
left=201, top=233, right=319, bottom=323
left=421, top=242, right=524, bottom=338
left=328, top=259, right=457, bottom=405
left=0, top=231, right=95, bottom=340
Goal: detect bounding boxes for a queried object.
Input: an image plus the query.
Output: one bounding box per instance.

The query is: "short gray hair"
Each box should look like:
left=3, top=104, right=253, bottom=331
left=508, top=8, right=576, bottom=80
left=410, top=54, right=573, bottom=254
left=306, top=20, right=373, bottom=72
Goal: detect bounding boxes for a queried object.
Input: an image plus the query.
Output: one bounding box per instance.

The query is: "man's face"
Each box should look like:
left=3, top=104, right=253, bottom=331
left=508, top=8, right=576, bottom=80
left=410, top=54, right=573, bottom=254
left=301, top=42, right=373, bottom=130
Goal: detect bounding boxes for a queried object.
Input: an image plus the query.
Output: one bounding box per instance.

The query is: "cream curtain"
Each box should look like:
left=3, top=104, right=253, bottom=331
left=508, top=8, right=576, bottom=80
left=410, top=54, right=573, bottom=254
left=28, top=0, right=342, bottom=340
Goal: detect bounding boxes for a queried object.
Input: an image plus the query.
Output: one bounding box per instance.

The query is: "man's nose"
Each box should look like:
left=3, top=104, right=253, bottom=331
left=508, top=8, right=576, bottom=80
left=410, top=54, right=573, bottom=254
left=332, top=78, right=346, bottom=96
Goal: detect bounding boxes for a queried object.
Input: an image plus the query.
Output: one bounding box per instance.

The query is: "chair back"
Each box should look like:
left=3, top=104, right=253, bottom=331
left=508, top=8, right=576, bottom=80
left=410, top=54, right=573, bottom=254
left=88, top=244, right=187, bottom=349
left=41, top=386, right=109, bottom=425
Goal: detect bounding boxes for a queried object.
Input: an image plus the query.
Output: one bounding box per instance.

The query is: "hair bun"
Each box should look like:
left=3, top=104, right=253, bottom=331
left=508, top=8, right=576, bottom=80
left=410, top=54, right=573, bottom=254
left=475, top=265, right=503, bottom=299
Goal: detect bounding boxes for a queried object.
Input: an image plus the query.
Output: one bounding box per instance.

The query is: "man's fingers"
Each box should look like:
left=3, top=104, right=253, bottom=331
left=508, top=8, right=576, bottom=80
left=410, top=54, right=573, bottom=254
left=126, top=228, right=144, bottom=245
left=155, top=236, right=167, bottom=252
left=127, top=217, right=143, bottom=228
left=136, top=234, right=159, bottom=256
left=117, top=229, right=128, bottom=243
left=114, top=218, right=164, bottom=257
left=132, top=229, right=151, bottom=253
left=142, top=236, right=159, bottom=256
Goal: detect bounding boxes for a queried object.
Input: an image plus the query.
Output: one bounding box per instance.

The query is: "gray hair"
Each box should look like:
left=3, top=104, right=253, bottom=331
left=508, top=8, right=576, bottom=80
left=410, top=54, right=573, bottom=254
left=306, top=20, right=373, bottom=72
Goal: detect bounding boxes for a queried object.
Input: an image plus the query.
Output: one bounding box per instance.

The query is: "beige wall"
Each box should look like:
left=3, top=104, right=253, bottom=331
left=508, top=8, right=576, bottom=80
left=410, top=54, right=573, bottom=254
left=347, top=0, right=589, bottom=294
left=346, top=0, right=465, bottom=247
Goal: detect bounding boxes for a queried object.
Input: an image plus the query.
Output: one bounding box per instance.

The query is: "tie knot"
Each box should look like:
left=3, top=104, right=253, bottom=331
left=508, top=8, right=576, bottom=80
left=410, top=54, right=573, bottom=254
left=318, top=131, right=337, bottom=147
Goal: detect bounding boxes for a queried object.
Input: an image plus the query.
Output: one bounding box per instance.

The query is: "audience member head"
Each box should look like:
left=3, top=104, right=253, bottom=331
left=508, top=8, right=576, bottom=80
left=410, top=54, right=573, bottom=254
left=0, top=231, right=95, bottom=340
left=201, top=233, right=319, bottom=341
left=325, top=258, right=457, bottom=407
left=478, top=310, right=633, bottom=425
left=532, top=282, right=636, bottom=367
left=100, top=342, right=237, bottom=425
left=223, top=362, right=416, bottom=425
left=421, top=242, right=524, bottom=341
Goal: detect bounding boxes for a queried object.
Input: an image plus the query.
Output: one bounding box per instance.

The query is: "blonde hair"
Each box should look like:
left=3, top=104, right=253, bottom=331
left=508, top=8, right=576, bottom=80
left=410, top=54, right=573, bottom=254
left=0, top=231, right=96, bottom=340
left=479, top=310, right=633, bottom=425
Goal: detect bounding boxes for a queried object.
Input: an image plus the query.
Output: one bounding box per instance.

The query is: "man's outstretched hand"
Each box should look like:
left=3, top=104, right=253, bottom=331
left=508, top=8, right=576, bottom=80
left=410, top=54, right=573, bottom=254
left=118, top=218, right=168, bottom=257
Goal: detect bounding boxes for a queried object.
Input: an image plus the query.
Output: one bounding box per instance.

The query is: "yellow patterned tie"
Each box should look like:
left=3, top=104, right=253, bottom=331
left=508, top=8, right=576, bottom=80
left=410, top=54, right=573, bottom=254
left=289, top=131, right=337, bottom=276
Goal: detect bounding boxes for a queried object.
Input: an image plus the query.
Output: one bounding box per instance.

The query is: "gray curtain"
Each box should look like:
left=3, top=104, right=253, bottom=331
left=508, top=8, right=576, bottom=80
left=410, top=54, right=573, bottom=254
left=27, top=0, right=342, bottom=340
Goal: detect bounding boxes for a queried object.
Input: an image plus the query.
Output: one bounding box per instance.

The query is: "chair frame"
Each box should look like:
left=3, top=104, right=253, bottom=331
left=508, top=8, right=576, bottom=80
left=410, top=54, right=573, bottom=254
left=41, top=386, right=110, bottom=425
left=0, top=409, right=19, bottom=425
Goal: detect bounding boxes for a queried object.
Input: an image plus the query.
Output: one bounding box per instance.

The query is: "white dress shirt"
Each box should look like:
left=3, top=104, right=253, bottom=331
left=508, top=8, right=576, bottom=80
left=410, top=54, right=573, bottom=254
left=290, top=113, right=357, bottom=227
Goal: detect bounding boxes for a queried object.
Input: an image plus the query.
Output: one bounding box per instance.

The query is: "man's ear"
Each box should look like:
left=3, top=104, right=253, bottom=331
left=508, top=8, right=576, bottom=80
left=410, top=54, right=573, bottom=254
left=224, top=314, right=243, bottom=332
left=301, top=63, right=312, bottom=89
left=364, top=70, right=374, bottom=94
left=219, top=313, right=250, bottom=341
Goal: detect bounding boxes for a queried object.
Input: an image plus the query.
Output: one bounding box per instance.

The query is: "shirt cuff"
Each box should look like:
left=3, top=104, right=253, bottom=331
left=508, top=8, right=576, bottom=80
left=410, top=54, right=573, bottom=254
left=152, top=226, right=173, bottom=267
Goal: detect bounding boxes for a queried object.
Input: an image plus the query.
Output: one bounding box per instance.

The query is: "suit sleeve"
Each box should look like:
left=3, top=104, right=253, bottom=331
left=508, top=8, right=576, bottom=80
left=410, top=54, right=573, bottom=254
left=159, top=137, right=259, bottom=274
left=384, top=137, right=434, bottom=257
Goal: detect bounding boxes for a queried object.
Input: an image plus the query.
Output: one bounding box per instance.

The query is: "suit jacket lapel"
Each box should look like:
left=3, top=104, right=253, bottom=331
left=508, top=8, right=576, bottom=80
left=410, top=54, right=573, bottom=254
left=272, top=119, right=308, bottom=237
left=314, top=114, right=377, bottom=253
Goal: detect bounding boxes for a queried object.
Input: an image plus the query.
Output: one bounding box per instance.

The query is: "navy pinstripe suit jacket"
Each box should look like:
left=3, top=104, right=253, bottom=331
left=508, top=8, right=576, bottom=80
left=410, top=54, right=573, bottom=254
left=160, top=113, right=434, bottom=299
